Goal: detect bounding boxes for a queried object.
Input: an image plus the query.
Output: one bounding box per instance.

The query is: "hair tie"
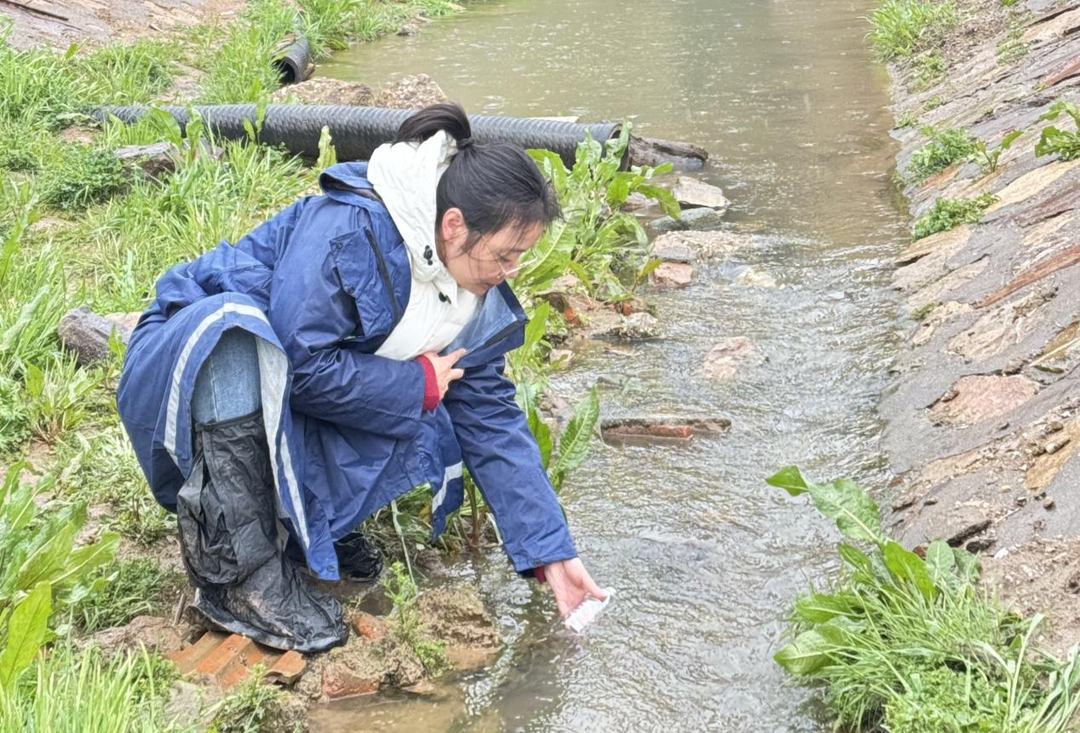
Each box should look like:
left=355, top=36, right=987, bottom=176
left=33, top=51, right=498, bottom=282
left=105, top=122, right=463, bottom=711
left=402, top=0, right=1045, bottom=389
left=457, top=136, right=474, bottom=150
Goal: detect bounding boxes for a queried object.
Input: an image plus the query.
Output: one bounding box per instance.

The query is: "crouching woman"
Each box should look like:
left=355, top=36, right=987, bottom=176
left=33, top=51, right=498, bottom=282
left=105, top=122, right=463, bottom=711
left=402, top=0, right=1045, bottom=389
left=117, top=103, right=607, bottom=652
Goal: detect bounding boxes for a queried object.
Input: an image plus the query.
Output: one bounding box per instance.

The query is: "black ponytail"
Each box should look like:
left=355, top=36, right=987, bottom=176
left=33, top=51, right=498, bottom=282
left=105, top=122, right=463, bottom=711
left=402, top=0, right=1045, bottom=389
left=394, top=103, right=560, bottom=251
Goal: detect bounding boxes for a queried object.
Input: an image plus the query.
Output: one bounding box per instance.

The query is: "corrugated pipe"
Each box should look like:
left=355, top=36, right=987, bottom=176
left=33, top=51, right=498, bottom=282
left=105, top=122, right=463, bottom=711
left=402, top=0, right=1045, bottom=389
left=92, top=105, right=622, bottom=168
left=274, top=37, right=314, bottom=85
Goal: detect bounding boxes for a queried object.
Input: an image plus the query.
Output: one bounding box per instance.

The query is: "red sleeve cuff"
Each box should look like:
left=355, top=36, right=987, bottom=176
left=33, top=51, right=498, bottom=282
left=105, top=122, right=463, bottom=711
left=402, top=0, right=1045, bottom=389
left=417, top=355, right=440, bottom=411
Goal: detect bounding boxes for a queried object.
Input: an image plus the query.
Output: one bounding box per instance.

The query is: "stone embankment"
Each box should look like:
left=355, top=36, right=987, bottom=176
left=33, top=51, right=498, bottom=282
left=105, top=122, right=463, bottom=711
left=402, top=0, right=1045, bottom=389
left=881, top=0, right=1080, bottom=648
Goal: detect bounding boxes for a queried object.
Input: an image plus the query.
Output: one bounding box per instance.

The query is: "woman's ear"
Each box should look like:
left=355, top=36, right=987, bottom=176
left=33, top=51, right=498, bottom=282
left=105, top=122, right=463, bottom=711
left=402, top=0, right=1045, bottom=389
left=439, top=207, right=468, bottom=253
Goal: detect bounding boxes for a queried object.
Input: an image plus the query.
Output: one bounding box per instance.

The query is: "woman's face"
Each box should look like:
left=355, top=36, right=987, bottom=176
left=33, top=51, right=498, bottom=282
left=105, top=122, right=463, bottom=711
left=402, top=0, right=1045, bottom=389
left=437, top=207, right=544, bottom=296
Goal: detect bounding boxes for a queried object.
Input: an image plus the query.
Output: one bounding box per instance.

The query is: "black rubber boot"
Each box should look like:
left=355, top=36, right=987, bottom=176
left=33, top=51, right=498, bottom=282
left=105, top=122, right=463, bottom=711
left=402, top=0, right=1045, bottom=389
left=285, top=530, right=383, bottom=583
left=176, top=412, right=348, bottom=653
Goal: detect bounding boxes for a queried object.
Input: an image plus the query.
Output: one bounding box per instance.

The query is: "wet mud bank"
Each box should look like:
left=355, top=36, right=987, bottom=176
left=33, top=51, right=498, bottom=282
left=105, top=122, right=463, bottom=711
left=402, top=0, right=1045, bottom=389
left=882, top=0, right=1080, bottom=650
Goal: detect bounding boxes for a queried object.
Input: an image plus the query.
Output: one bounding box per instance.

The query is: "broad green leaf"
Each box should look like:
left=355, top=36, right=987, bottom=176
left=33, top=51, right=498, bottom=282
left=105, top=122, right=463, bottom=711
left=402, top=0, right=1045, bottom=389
left=837, top=543, right=873, bottom=574
left=882, top=541, right=936, bottom=601
left=0, top=581, right=51, bottom=688
left=925, top=539, right=956, bottom=590
left=768, top=468, right=882, bottom=543
left=774, top=629, right=833, bottom=676
left=50, top=531, right=119, bottom=590
left=636, top=183, right=682, bottom=219
left=16, top=520, right=77, bottom=591
left=766, top=465, right=810, bottom=495
left=794, top=592, right=862, bottom=624
left=521, top=301, right=551, bottom=357
left=552, top=388, right=599, bottom=478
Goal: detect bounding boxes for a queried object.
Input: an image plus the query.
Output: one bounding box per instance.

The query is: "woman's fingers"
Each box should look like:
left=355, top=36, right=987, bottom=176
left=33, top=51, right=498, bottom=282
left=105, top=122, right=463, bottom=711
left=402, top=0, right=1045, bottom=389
left=449, top=368, right=464, bottom=382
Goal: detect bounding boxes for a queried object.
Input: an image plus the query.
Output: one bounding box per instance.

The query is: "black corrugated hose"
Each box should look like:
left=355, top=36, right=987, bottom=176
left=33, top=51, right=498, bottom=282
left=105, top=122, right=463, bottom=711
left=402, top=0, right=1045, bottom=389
left=93, top=105, right=621, bottom=167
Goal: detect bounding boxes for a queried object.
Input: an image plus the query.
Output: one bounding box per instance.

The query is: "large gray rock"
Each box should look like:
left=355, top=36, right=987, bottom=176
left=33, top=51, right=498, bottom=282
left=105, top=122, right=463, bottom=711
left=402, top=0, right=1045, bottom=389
left=649, top=206, right=726, bottom=232
left=57, top=307, right=140, bottom=365
left=671, top=176, right=730, bottom=210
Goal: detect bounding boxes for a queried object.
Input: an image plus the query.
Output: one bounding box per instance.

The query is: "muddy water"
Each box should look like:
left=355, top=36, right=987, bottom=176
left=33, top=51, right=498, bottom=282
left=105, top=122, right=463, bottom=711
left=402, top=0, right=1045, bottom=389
left=311, top=1, right=909, bottom=730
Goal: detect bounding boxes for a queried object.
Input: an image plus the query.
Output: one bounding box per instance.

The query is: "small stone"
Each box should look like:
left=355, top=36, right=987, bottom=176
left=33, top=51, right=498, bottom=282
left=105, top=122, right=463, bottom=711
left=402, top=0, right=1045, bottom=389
left=397, top=22, right=421, bottom=36
left=670, top=176, right=730, bottom=210
left=1044, top=497, right=1057, bottom=510
left=966, top=537, right=996, bottom=553
left=701, top=337, right=766, bottom=379
left=350, top=612, right=387, bottom=641
left=621, top=192, right=650, bottom=211
left=115, top=142, right=176, bottom=179
left=653, top=262, right=693, bottom=288
left=923, top=497, right=939, bottom=506
left=321, top=662, right=380, bottom=700
left=652, top=242, right=694, bottom=263
left=1003, top=359, right=1025, bottom=375
left=1045, top=437, right=1071, bottom=454
left=734, top=267, right=777, bottom=288
left=591, top=311, right=663, bottom=342
left=374, top=74, right=448, bottom=109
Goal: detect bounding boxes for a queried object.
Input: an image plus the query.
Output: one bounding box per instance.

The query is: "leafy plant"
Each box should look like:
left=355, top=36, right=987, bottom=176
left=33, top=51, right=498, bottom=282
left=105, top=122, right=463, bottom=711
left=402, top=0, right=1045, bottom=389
left=912, top=193, right=997, bottom=240
left=381, top=561, right=448, bottom=676
left=520, top=124, right=679, bottom=301
left=970, top=129, right=1023, bottom=174
left=39, top=144, right=127, bottom=212
left=23, top=353, right=102, bottom=443
left=1035, top=100, right=1080, bottom=161
left=895, top=110, right=919, bottom=129
left=0, top=464, right=119, bottom=689
left=867, top=0, right=956, bottom=61
left=924, top=94, right=946, bottom=111
left=906, top=126, right=979, bottom=183
left=769, top=466, right=1080, bottom=733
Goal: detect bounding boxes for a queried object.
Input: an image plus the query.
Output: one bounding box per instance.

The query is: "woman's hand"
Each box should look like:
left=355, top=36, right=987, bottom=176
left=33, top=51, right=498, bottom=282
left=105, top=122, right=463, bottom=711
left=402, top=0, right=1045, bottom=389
left=421, top=348, right=466, bottom=400
left=542, top=557, right=608, bottom=618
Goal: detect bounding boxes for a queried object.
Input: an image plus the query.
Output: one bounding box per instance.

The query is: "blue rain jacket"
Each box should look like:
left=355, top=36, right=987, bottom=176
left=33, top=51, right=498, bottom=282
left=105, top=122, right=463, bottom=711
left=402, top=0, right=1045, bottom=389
left=117, top=162, right=576, bottom=580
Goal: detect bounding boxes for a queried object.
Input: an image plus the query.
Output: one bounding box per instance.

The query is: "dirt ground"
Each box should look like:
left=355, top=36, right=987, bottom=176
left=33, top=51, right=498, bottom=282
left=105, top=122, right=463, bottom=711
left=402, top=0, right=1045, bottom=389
left=0, top=0, right=245, bottom=49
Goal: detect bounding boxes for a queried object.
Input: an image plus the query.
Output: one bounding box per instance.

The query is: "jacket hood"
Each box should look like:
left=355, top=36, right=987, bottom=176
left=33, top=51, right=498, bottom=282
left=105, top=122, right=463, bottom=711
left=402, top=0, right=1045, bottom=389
left=366, top=131, right=464, bottom=306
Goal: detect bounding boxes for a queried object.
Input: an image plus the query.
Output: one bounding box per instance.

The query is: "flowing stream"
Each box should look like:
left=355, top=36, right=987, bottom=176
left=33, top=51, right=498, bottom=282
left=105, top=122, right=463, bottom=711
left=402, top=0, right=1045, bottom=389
left=310, top=0, right=909, bottom=729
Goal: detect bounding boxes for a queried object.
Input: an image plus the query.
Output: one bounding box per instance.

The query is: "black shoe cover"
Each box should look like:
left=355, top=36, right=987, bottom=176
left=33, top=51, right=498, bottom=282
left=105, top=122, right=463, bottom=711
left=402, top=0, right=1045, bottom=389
left=333, top=531, right=383, bottom=583
left=177, top=412, right=347, bottom=653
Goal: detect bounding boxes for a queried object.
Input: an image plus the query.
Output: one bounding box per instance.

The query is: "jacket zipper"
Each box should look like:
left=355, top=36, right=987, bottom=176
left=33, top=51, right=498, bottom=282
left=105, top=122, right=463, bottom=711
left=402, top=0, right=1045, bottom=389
left=365, top=228, right=403, bottom=325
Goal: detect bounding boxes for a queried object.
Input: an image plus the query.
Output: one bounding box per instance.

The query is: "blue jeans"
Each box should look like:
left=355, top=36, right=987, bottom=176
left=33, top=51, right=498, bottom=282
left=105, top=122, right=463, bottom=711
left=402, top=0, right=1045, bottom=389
left=191, top=328, right=262, bottom=425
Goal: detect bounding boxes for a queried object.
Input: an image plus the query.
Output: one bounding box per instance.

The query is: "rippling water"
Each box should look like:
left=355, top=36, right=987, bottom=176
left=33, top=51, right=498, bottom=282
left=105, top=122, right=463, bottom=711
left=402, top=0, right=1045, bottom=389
left=311, top=0, right=909, bottom=729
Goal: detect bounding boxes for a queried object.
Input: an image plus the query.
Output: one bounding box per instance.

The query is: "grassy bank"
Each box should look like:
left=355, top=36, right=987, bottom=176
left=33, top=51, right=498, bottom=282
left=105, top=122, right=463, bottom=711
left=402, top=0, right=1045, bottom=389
left=0, top=0, right=676, bottom=726
left=771, top=468, right=1080, bottom=732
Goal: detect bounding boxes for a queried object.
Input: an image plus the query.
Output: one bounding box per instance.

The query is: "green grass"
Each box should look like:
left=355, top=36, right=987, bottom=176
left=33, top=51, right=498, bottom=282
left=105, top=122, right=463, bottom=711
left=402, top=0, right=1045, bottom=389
left=906, top=126, right=979, bottom=182
left=912, top=193, right=997, bottom=239
left=913, top=51, right=946, bottom=90
left=72, top=558, right=182, bottom=633
left=55, top=427, right=174, bottom=543
left=0, top=643, right=181, bottom=733
left=867, top=0, right=956, bottom=61
left=211, top=665, right=289, bottom=733
left=770, top=466, right=1080, bottom=733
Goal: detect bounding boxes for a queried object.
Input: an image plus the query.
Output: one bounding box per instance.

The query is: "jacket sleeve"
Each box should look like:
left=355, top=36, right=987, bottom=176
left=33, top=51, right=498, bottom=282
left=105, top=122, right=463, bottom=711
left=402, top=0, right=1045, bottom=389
left=443, top=355, right=577, bottom=573
left=267, top=226, right=426, bottom=442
